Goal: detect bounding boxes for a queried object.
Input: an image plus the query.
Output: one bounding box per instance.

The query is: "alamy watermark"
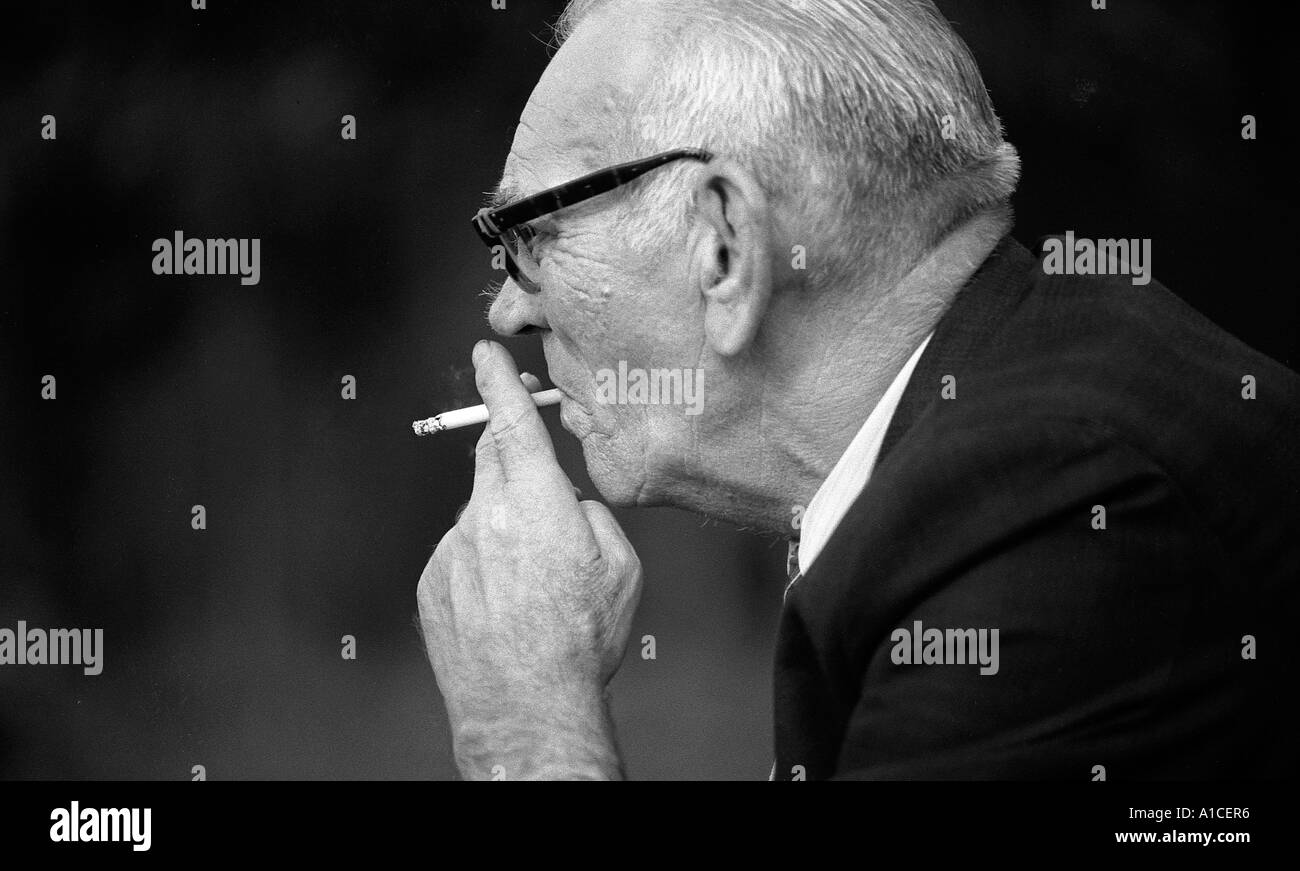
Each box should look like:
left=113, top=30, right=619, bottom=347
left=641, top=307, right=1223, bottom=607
left=152, top=230, right=260, bottom=285
left=0, top=621, right=103, bottom=675
left=1041, top=231, right=1152, bottom=286
left=890, top=619, right=999, bottom=676
left=594, top=362, right=704, bottom=415
left=50, top=802, right=150, bottom=852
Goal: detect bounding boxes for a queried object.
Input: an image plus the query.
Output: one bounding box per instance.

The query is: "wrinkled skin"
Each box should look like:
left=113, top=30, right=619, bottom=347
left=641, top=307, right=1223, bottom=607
left=419, top=341, right=641, bottom=779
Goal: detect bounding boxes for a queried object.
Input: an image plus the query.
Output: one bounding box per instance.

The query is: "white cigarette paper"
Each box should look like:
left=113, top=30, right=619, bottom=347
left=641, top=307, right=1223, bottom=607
left=412, top=388, right=563, bottom=435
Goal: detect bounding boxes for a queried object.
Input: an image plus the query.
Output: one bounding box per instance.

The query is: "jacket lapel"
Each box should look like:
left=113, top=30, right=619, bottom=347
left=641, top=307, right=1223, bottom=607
left=877, top=235, right=1038, bottom=463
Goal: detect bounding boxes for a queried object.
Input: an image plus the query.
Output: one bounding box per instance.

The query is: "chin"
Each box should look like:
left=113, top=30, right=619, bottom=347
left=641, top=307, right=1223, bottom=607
left=578, top=438, right=647, bottom=507
left=560, top=401, right=679, bottom=508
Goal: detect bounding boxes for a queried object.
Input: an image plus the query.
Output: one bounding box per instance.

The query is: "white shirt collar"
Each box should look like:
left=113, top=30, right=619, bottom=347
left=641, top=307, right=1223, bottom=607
left=797, top=332, right=933, bottom=576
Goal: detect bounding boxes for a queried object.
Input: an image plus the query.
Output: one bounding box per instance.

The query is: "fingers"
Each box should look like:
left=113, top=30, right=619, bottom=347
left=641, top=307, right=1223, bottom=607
left=578, top=501, right=643, bottom=606
left=578, top=500, right=637, bottom=566
left=471, top=370, right=545, bottom=493
left=472, top=340, right=567, bottom=485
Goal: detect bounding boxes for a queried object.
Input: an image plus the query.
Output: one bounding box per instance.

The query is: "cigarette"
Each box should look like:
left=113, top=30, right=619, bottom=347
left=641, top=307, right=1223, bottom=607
left=412, top=388, right=563, bottom=435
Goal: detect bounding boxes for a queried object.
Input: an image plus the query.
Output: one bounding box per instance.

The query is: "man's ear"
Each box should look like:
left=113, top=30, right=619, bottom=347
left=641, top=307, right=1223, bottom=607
left=690, top=160, right=772, bottom=357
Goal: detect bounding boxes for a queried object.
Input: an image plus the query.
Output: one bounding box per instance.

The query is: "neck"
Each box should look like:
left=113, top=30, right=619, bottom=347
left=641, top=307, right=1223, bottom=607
left=689, top=208, right=1011, bottom=535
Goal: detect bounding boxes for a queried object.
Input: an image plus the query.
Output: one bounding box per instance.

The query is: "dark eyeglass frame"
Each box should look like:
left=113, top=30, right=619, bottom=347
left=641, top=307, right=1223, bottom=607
left=472, top=147, right=714, bottom=291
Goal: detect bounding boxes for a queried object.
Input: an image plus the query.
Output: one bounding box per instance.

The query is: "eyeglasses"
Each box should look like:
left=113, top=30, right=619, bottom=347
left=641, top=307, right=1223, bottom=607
left=472, top=147, right=714, bottom=291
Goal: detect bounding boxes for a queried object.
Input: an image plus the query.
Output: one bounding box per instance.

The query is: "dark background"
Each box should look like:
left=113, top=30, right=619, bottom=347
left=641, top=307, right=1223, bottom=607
left=0, top=0, right=1290, bottom=779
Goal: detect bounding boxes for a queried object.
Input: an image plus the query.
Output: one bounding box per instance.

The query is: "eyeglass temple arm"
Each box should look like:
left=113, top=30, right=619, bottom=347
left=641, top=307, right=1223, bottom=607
left=476, top=147, right=713, bottom=237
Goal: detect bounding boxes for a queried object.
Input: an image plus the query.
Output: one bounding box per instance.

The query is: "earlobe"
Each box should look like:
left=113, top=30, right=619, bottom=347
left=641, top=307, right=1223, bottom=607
left=691, top=161, right=773, bottom=357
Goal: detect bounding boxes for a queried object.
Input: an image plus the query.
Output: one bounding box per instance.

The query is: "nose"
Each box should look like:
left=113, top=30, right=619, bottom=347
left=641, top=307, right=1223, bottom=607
left=488, top=277, right=549, bottom=336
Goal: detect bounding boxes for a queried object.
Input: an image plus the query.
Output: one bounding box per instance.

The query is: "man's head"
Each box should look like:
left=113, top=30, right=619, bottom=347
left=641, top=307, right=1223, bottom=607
left=486, top=0, right=1019, bottom=525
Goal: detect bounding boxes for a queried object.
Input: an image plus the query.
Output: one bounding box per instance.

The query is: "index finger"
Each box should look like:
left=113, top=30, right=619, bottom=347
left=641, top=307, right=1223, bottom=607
left=471, top=340, right=568, bottom=485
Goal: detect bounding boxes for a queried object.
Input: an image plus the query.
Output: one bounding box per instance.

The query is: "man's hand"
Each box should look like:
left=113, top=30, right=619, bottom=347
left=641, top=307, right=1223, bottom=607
left=417, top=340, right=643, bottom=780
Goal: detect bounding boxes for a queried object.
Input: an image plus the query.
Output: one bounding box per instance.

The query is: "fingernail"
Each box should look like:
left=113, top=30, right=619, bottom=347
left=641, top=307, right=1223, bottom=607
left=472, top=340, right=489, bottom=366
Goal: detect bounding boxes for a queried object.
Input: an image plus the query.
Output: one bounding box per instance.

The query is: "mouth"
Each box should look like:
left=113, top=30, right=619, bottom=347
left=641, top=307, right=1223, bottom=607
left=540, top=337, right=591, bottom=436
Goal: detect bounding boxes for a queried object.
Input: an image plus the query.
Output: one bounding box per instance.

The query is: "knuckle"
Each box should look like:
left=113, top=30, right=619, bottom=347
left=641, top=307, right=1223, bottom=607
left=488, top=405, right=531, bottom=442
left=416, top=558, right=442, bottom=607
left=445, top=520, right=478, bottom=552
left=430, top=523, right=472, bottom=568
left=611, top=543, right=640, bottom=580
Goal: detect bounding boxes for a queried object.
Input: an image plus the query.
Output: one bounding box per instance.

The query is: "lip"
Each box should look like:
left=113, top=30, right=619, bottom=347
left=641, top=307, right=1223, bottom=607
left=557, top=391, right=593, bottom=436
left=558, top=394, right=580, bottom=433
left=540, top=337, right=586, bottom=431
left=544, top=369, right=578, bottom=408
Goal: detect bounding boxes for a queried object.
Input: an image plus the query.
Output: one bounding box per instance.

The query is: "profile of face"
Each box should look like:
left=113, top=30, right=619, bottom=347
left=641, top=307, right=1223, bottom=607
left=486, top=8, right=771, bottom=510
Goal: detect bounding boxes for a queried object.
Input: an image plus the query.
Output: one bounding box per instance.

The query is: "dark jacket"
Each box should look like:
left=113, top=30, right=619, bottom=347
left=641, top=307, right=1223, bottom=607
left=773, top=235, right=1299, bottom=779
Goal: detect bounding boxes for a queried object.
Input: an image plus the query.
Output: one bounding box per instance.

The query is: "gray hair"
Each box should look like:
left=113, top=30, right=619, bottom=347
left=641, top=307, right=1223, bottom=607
left=554, top=0, right=1020, bottom=289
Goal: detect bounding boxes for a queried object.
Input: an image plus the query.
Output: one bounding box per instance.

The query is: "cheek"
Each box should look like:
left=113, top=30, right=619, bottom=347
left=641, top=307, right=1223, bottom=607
left=542, top=264, right=641, bottom=361
left=541, top=252, right=614, bottom=338
left=542, top=236, right=693, bottom=380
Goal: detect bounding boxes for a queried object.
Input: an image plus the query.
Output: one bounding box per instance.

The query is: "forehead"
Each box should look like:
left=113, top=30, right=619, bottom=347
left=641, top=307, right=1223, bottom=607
left=495, top=3, right=661, bottom=204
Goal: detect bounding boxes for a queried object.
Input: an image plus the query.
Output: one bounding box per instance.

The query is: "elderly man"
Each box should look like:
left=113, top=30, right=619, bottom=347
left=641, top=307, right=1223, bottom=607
left=418, top=0, right=1299, bottom=780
